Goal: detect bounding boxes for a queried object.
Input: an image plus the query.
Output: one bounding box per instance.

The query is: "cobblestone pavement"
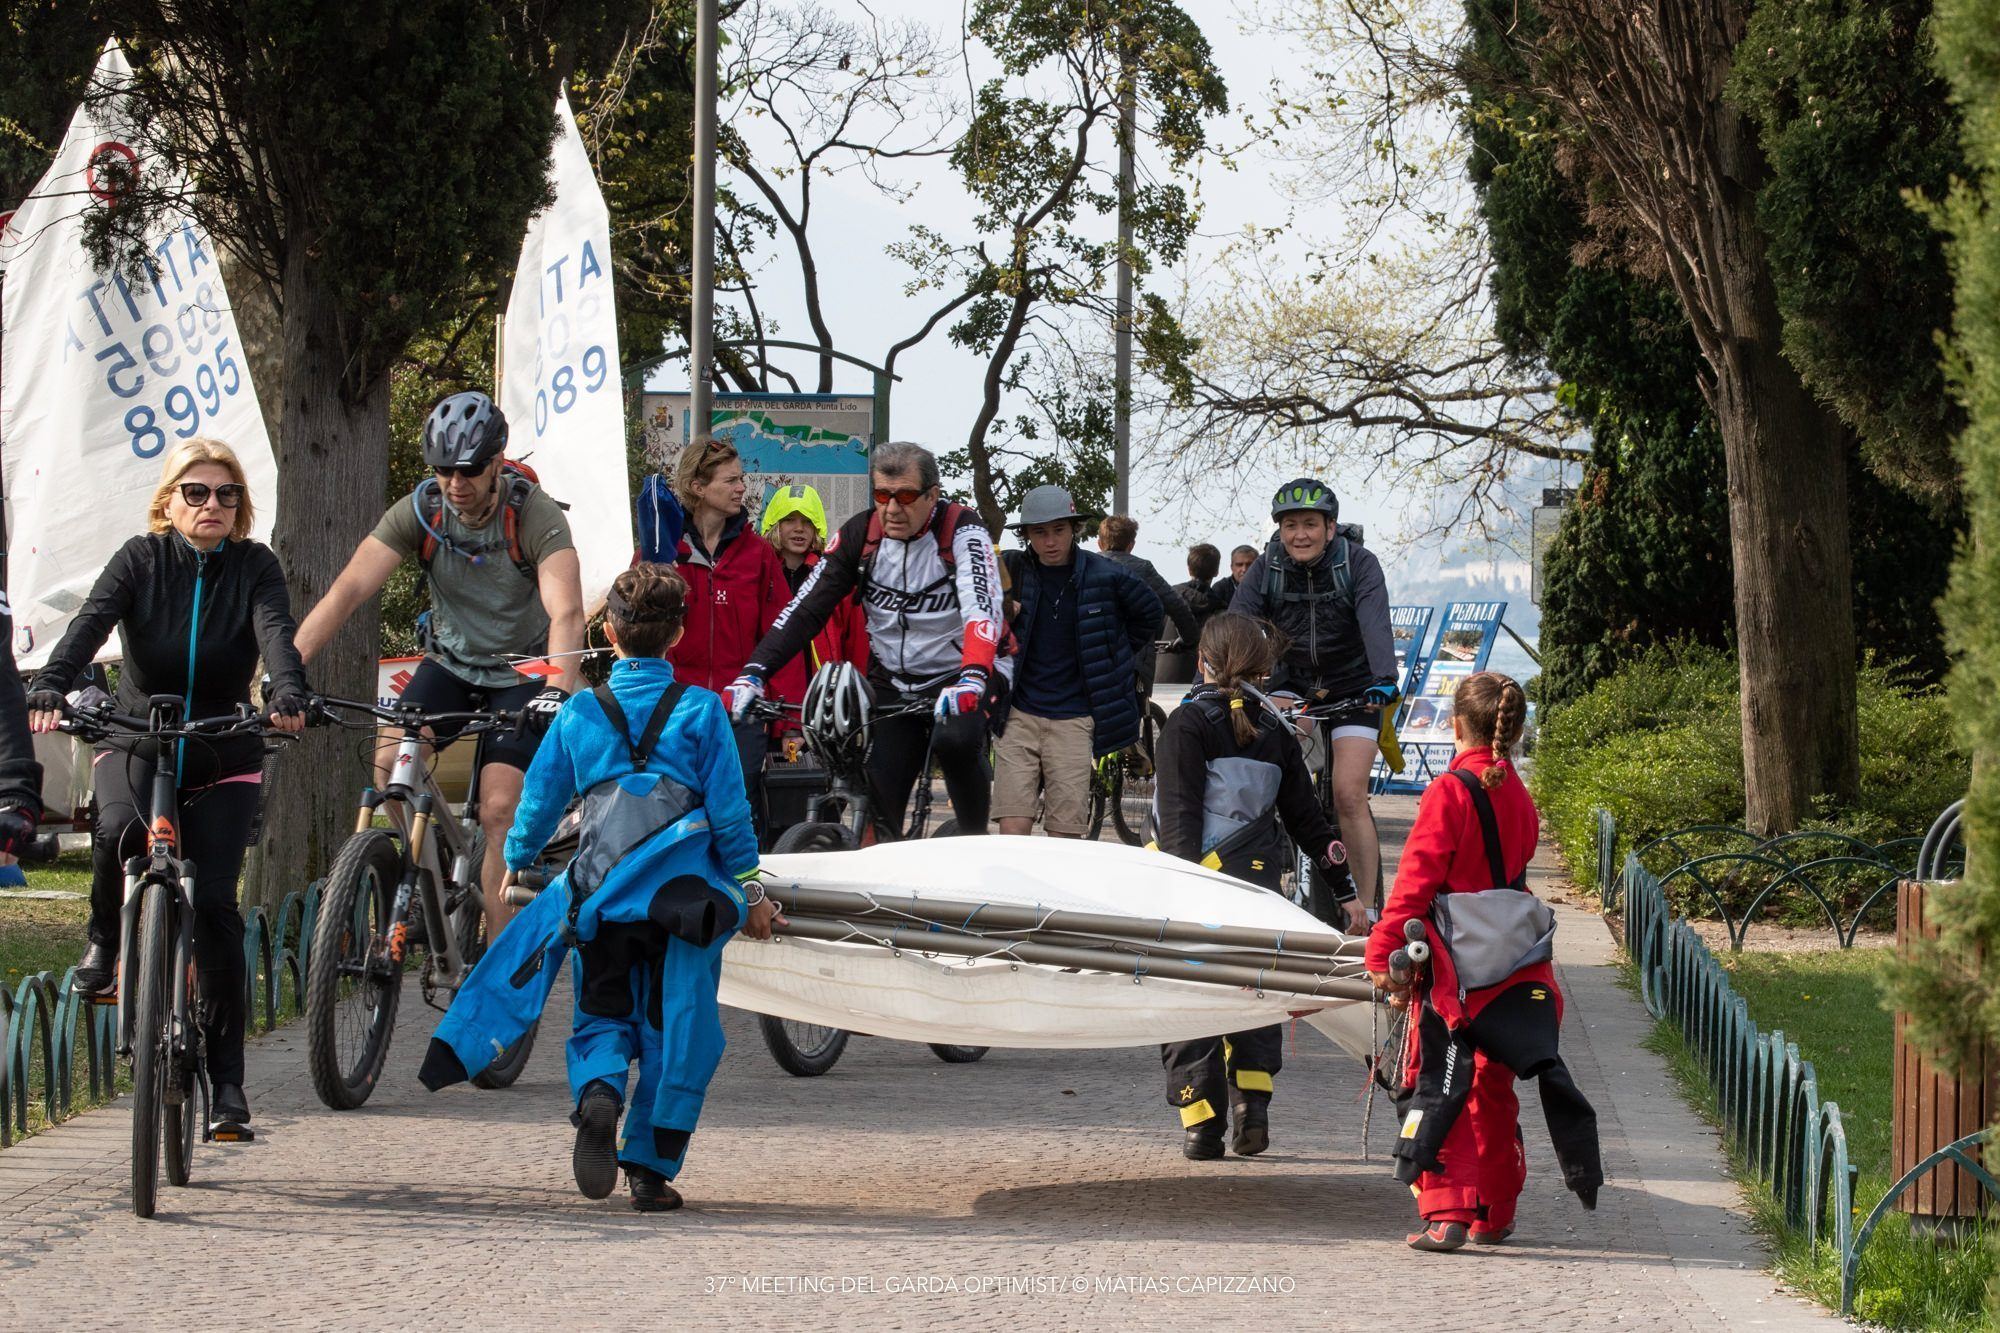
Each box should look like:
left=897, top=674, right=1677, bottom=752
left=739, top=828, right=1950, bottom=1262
left=0, top=798, right=1839, bottom=1331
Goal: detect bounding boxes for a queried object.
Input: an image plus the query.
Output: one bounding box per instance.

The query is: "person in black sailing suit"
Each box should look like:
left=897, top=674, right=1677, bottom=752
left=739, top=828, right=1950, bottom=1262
left=27, top=440, right=307, bottom=1134
left=1151, top=612, right=1359, bottom=1161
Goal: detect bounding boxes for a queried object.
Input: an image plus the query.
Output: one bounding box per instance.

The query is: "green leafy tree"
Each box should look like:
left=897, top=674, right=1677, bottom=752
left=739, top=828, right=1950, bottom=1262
left=1469, top=13, right=1956, bottom=703
left=895, top=0, right=1226, bottom=533
left=1733, top=0, right=1968, bottom=502
left=86, top=0, right=651, bottom=904
left=0, top=2, right=103, bottom=211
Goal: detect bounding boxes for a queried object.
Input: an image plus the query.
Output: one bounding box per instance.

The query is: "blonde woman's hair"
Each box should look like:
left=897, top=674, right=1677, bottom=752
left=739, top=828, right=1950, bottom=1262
left=147, top=438, right=255, bottom=541
left=674, top=437, right=740, bottom=508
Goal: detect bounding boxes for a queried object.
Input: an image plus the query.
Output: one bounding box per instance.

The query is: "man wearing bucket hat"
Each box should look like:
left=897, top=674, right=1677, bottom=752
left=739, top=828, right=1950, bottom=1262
left=994, top=485, right=1163, bottom=839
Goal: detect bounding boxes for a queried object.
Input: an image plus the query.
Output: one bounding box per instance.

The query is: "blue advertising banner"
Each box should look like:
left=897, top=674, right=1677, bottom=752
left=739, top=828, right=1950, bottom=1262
left=1389, top=604, right=1434, bottom=695
left=1378, top=600, right=1508, bottom=793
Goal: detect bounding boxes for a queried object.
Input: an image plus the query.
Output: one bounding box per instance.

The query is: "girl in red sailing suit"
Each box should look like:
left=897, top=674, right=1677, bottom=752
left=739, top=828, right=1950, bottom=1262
left=1365, top=671, right=1601, bottom=1252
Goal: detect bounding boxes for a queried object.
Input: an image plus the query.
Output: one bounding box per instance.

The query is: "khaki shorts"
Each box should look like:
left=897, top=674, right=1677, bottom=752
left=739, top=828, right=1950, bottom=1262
left=992, top=711, right=1096, bottom=834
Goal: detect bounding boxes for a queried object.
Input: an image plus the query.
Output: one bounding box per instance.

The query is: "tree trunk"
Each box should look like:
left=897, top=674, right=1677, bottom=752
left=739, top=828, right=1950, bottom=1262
left=219, top=249, right=284, bottom=452
left=1705, top=94, right=1860, bottom=833
left=240, top=244, right=390, bottom=912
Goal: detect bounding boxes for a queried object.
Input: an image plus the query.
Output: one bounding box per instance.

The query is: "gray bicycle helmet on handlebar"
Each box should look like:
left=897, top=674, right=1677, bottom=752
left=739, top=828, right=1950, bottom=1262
left=802, top=661, right=871, bottom=767
left=423, top=390, right=509, bottom=471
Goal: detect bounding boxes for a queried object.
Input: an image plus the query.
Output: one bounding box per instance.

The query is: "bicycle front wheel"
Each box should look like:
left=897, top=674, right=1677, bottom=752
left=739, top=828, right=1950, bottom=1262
left=1110, top=702, right=1165, bottom=845
left=758, top=1017, right=850, bottom=1076
left=305, top=830, right=405, bottom=1109
left=162, top=956, right=197, bottom=1187
left=129, top=882, right=170, bottom=1218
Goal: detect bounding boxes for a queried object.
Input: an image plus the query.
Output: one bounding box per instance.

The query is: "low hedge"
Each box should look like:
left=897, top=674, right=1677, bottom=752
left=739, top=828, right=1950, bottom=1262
left=1532, top=643, right=1966, bottom=896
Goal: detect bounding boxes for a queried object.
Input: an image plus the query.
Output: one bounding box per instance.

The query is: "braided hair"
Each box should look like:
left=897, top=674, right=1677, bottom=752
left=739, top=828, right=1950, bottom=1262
left=1452, top=671, right=1527, bottom=789
left=1198, top=613, right=1278, bottom=746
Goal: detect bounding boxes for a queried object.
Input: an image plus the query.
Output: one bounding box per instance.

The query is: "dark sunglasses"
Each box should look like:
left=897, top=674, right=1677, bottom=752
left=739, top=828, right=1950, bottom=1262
left=872, top=485, right=933, bottom=506
left=433, top=463, right=491, bottom=481
left=177, top=482, right=245, bottom=508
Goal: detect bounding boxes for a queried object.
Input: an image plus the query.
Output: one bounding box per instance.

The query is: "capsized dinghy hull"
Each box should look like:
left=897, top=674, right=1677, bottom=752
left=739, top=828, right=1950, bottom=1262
left=719, top=837, right=1379, bottom=1059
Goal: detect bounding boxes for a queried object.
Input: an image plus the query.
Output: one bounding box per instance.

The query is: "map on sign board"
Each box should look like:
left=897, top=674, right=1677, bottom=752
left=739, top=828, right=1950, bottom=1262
left=642, top=391, right=875, bottom=521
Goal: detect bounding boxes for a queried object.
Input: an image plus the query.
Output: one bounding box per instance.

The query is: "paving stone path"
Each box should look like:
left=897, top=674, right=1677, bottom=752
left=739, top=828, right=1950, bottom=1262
left=0, top=797, right=1840, bottom=1330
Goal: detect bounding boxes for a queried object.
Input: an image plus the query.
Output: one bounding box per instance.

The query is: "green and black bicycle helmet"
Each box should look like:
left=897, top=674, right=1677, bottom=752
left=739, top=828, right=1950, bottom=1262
left=423, top=390, right=509, bottom=472
left=1271, top=477, right=1338, bottom=523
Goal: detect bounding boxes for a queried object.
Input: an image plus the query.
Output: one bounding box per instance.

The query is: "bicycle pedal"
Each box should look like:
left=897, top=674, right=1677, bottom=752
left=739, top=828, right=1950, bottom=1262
left=82, top=989, right=118, bottom=1006
left=209, top=1121, right=254, bottom=1143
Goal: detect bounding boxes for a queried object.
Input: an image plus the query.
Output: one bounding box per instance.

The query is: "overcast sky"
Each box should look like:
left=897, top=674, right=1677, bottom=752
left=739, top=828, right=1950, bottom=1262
left=650, top=0, right=1574, bottom=617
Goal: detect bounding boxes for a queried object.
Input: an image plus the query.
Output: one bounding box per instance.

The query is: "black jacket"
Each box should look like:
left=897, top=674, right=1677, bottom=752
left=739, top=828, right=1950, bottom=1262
left=1154, top=686, right=1353, bottom=898
left=1001, top=547, right=1163, bottom=756
left=31, top=534, right=307, bottom=775
left=1173, top=576, right=1230, bottom=642
left=1101, top=550, right=1199, bottom=686
left=0, top=602, right=43, bottom=816
left=1228, top=532, right=1396, bottom=699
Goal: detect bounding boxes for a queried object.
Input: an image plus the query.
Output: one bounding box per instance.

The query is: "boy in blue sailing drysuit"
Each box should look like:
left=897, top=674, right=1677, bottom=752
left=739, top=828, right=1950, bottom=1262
left=419, top=564, right=780, bottom=1211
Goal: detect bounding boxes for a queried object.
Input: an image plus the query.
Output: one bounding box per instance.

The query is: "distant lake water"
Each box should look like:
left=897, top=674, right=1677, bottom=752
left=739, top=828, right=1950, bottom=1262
left=1485, top=636, right=1539, bottom=687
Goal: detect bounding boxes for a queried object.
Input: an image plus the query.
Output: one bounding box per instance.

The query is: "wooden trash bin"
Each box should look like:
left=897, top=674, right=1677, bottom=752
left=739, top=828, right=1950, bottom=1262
left=1895, top=880, right=1997, bottom=1234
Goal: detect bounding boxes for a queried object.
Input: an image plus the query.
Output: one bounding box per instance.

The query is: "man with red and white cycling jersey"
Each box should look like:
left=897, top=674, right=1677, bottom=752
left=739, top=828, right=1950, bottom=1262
left=724, top=442, right=1007, bottom=837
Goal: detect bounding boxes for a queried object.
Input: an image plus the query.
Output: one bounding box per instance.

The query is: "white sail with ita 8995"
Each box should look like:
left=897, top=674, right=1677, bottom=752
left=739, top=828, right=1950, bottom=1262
left=720, top=837, right=1378, bottom=1060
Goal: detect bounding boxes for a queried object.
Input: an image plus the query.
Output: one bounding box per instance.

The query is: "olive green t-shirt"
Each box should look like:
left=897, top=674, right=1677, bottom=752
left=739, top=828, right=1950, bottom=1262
left=373, top=485, right=575, bottom=687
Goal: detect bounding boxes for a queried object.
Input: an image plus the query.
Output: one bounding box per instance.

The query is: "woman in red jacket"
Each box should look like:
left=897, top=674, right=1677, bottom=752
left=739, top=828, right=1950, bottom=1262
left=1365, top=671, right=1602, bottom=1252
left=667, top=439, right=791, bottom=820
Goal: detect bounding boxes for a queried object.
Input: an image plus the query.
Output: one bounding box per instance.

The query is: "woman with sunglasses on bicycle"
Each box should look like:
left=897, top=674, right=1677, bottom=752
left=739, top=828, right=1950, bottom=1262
left=26, top=439, right=308, bottom=1135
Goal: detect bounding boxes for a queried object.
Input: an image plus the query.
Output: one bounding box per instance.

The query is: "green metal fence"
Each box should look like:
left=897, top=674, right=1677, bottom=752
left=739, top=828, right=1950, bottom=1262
left=0, top=881, right=320, bottom=1146
left=1600, top=813, right=1957, bottom=951
left=1601, top=809, right=1995, bottom=1315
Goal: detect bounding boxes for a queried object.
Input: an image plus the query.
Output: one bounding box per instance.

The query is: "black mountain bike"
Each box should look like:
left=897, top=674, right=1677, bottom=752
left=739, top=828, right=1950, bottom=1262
left=60, top=696, right=298, bottom=1219
left=302, top=696, right=576, bottom=1109
left=749, top=687, right=986, bottom=1075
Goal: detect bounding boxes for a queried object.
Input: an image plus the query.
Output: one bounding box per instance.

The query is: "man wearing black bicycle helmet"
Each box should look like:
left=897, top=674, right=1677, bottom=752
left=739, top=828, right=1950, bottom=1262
left=1231, top=476, right=1398, bottom=913
left=295, top=390, right=585, bottom=945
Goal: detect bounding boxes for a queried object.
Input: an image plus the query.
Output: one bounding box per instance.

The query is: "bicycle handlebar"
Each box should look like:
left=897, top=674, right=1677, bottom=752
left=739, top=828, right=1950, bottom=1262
left=310, top=694, right=524, bottom=733
left=57, top=702, right=297, bottom=744
left=1277, top=694, right=1376, bottom=718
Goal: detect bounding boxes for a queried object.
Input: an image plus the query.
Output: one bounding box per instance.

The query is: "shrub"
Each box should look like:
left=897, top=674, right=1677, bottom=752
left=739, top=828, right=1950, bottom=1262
left=1532, top=643, right=1966, bottom=896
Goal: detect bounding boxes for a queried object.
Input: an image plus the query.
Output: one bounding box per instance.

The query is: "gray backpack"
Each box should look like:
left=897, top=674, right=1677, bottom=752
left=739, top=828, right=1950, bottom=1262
left=1430, top=769, right=1556, bottom=991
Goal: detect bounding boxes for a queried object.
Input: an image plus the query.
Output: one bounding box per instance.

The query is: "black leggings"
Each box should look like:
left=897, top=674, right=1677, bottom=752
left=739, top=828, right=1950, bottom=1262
left=87, top=747, right=261, bottom=1087
left=864, top=706, right=990, bottom=837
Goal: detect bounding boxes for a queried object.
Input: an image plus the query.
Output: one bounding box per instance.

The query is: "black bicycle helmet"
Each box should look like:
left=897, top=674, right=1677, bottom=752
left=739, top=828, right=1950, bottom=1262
left=423, top=391, right=509, bottom=471
left=1271, top=477, right=1338, bottom=523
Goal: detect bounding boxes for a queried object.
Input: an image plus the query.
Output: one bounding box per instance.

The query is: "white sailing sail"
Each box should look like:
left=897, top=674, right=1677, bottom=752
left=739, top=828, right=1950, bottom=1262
left=499, top=93, right=631, bottom=612
left=0, top=41, right=276, bottom=669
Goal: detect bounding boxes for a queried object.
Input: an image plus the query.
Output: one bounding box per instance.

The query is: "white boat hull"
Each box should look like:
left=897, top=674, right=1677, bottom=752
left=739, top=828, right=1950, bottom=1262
left=719, top=837, right=1379, bottom=1060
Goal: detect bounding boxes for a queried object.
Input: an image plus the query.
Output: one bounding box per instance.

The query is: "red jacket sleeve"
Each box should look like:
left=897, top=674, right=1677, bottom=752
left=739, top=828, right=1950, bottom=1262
left=1365, top=775, right=1466, bottom=973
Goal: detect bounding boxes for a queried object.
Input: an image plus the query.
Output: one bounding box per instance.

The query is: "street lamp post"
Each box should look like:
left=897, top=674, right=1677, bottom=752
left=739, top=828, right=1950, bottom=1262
left=689, top=0, right=719, bottom=439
